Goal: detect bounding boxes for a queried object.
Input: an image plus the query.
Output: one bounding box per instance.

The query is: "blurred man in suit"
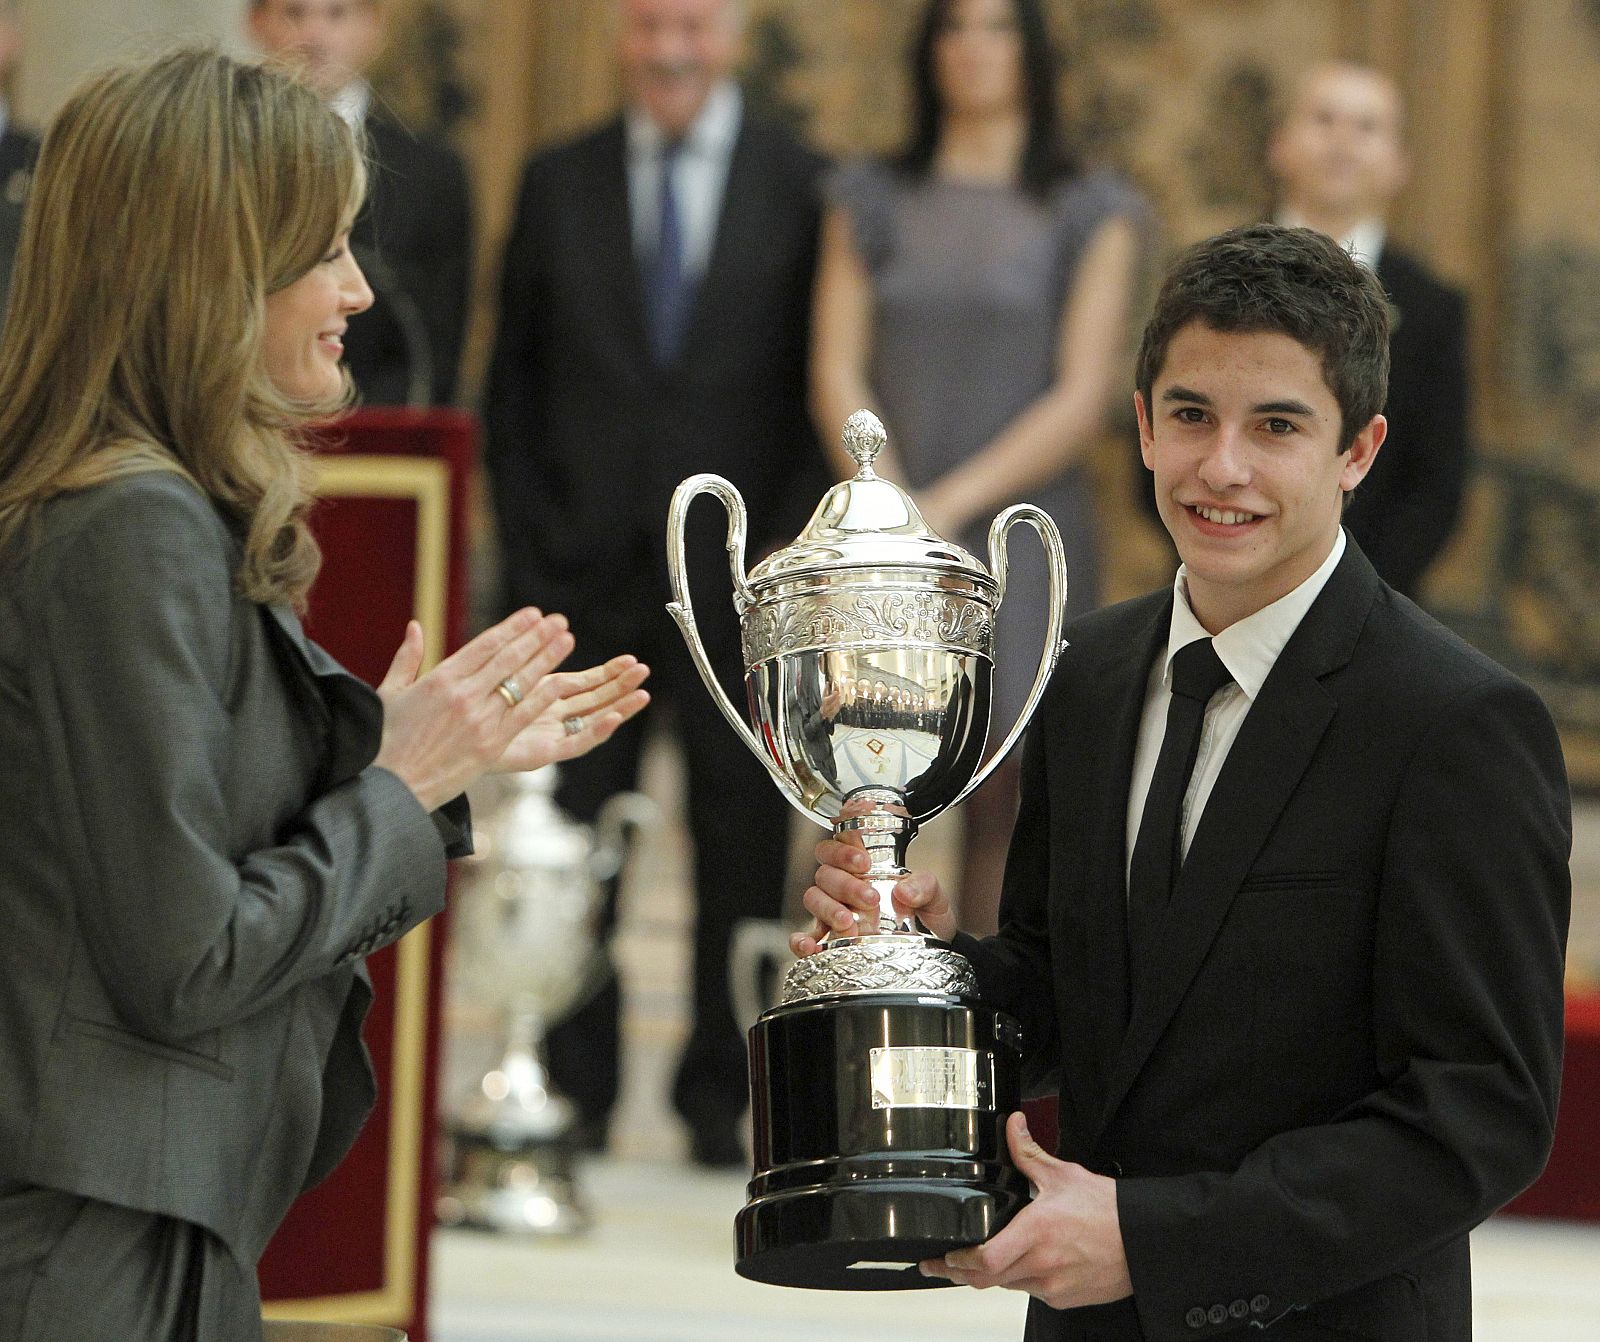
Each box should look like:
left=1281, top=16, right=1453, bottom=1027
left=250, top=0, right=472, bottom=404
left=1269, top=60, right=1469, bottom=598
left=485, top=0, right=826, bottom=1166
left=0, top=9, right=40, bottom=321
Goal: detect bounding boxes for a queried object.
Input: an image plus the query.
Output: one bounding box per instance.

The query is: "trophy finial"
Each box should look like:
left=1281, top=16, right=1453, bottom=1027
left=842, top=409, right=887, bottom=476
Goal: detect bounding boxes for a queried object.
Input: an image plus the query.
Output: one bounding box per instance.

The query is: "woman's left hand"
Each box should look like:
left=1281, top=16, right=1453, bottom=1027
left=494, top=653, right=651, bottom=773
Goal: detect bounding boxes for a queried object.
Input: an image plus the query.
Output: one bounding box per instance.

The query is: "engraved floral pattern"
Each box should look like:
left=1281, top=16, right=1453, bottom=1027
left=743, top=590, right=993, bottom=665
left=779, top=941, right=978, bottom=1004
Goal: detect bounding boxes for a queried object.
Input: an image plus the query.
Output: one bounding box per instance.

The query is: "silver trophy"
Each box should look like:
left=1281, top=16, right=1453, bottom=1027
left=667, top=410, right=1067, bottom=1288
left=441, top=767, right=651, bottom=1235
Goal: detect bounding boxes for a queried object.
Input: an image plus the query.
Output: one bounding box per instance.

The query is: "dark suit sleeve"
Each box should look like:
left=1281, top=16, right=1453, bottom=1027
left=1365, top=285, right=1470, bottom=593
left=29, top=482, right=449, bottom=1044
left=482, top=159, right=558, bottom=611
left=955, top=723, right=1061, bottom=1068
left=1116, top=676, right=1570, bottom=1340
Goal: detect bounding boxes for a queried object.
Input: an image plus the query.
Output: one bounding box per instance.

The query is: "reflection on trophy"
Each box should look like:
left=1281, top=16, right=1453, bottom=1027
left=441, top=767, right=652, bottom=1234
left=667, top=409, right=1067, bottom=1289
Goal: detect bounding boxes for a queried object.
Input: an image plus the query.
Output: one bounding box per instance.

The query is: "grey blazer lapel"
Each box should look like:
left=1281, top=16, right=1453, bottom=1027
left=263, top=603, right=384, bottom=784
left=1096, top=546, right=1380, bottom=1136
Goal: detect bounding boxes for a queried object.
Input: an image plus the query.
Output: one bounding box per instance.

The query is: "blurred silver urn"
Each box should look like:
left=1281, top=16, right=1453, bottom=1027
left=667, top=410, right=1067, bottom=1004
left=441, top=767, right=651, bottom=1235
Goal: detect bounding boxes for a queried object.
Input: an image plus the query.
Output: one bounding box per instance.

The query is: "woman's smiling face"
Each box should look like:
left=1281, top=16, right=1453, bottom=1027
left=262, top=232, right=372, bottom=403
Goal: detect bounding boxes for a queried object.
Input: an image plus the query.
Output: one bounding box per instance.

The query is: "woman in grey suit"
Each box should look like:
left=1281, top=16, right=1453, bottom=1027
left=0, top=49, right=648, bottom=1340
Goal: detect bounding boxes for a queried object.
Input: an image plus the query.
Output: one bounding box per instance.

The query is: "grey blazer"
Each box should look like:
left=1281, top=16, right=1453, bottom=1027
left=0, top=471, right=462, bottom=1262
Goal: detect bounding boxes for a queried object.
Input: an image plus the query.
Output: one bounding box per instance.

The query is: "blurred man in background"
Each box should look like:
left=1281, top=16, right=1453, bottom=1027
left=484, top=0, right=825, bottom=1167
left=1270, top=60, right=1469, bottom=598
left=0, top=7, right=40, bottom=322
left=250, top=0, right=471, bottom=404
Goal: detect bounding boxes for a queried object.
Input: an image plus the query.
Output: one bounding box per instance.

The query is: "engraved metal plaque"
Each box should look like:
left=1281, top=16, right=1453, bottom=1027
left=869, top=1046, right=987, bottom=1111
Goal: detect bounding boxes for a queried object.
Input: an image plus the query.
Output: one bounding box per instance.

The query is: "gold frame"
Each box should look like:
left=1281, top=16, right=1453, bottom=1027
left=262, top=454, right=451, bottom=1327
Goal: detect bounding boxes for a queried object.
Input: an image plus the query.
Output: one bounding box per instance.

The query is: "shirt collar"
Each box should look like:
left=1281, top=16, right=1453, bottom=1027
left=1164, top=528, right=1347, bottom=701
left=330, top=80, right=371, bottom=131
left=1276, top=208, right=1387, bottom=271
left=626, top=79, right=741, bottom=161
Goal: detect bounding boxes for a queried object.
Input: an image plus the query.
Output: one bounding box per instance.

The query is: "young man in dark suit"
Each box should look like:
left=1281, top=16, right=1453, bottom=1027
left=801, top=224, right=1571, bottom=1340
left=1269, top=61, right=1470, bottom=598
left=484, top=0, right=826, bottom=1166
left=250, top=0, right=472, bottom=404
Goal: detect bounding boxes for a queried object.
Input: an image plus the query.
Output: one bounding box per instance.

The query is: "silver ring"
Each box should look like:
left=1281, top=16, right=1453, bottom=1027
left=562, top=715, right=584, bottom=737
left=496, top=676, right=524, bottom=709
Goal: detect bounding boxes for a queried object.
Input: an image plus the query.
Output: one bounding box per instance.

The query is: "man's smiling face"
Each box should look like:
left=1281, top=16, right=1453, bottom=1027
left=1136, top=320, right=1384, bottom=633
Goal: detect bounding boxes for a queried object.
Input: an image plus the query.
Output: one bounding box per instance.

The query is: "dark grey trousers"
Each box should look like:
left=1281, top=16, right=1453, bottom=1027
left=0, top=1182, right=262, bottom=1342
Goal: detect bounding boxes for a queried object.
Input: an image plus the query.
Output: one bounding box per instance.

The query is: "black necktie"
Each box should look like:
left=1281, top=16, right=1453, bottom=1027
left=1126, top=638, right=1234, bottom=990
left=645, top=139, right=690, bottom=365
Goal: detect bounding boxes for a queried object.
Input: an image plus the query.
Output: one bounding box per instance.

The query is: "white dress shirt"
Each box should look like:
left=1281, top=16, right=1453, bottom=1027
left=329, top=80, right=371, bottom=131
left=1277, top=208, right=1387, bottom=272
left=1124, top=529, right=1348, bottom=887
left=626, top=79, right=742, bottom=281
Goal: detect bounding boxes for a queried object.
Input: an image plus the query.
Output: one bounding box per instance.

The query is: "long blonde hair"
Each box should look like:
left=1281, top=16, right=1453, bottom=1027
left=0, top=47, right=366, bottom=606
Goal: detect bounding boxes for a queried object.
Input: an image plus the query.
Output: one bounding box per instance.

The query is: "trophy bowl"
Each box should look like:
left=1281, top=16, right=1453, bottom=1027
left=667, top=411, right=1067, bottom=1290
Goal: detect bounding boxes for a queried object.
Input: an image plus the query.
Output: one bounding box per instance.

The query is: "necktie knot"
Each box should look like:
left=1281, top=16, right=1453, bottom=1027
left=1170, top=638, right=1232, bottom=705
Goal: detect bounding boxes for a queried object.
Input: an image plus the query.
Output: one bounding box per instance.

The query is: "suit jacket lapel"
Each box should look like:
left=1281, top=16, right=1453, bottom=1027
left=587, top=122, right=652, bottom=369
left=680, top=118, right=762, bottom=358
left=1095, top=546, right=1381, bottom=1138
left=1059, top=596, right=1169, bottom=1147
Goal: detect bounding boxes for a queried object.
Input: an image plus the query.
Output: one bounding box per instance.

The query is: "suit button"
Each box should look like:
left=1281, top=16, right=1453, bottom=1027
left=1207, top=1304, right=1228, bottom=1325
left=1229, top=1299, right=1248, bottom=1319
left=1185, top=1307, right=1207, bottom=1329
left=1250, top=1294, right=1270, bottom=1314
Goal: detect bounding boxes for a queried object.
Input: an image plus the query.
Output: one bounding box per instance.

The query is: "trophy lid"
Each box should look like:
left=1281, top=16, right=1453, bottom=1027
left=746, top=411, right=995, bottom=591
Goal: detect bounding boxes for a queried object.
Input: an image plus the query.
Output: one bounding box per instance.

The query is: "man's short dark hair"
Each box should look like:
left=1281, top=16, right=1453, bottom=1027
left=1135, top=224, right=1391, bottom=453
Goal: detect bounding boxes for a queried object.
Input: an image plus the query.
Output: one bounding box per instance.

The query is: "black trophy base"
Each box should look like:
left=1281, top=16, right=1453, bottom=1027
left=736, top=992, right=1027, bottom=1291
left=736, top=1172, right=1024, bottom=1290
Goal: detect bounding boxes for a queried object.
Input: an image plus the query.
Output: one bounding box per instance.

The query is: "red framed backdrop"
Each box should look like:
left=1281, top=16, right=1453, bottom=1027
left=258, top=408, right=477, bottom=1342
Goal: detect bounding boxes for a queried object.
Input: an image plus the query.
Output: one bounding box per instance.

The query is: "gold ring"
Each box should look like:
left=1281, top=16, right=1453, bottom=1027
left=562, top=715, right=584, bottom=737
left=496, top=676, right=524, bottom=709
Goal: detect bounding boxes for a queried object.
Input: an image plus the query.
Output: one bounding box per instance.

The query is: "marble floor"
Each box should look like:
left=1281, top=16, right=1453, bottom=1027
left=430, top=735, right=1600, bottom=1340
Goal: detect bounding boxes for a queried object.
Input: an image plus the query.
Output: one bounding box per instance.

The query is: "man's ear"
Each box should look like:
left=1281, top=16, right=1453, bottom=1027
left=1340, top=414, right=1387, bottom=493
left=1135, top=390, right=1156, bottom=472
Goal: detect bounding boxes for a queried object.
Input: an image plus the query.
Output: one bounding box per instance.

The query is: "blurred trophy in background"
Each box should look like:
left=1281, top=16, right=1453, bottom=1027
left=668, top=410, right=1067, bottom=1289
left=441, top=767, right=652, bottom=1234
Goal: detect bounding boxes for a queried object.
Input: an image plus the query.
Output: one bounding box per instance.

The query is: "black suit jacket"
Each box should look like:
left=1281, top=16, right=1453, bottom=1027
left=483, top=109, right=826, bottom=658
left=346, top=108, right=472, bottom=405
left=959, top=541, right=1570, bottom=1341
left=1343, top=246, right=1469, bottom=597
left=0, top=473, right=465, bottom=1263
left=0, top=123, right=41, bottom=321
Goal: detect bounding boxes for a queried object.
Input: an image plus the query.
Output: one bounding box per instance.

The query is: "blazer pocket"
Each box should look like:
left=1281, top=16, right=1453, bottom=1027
left=65, top=1017, right=234, bottom=1081
left=1238, top=869, right=1349, bottom=894
left=1299, top=1269, right=1426, bottom=1340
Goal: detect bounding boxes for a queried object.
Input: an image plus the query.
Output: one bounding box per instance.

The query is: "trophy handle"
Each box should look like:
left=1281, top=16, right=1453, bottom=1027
left=948, top=503, right=1069, bottom=811
left=665, top=474, right=811, bottom=817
